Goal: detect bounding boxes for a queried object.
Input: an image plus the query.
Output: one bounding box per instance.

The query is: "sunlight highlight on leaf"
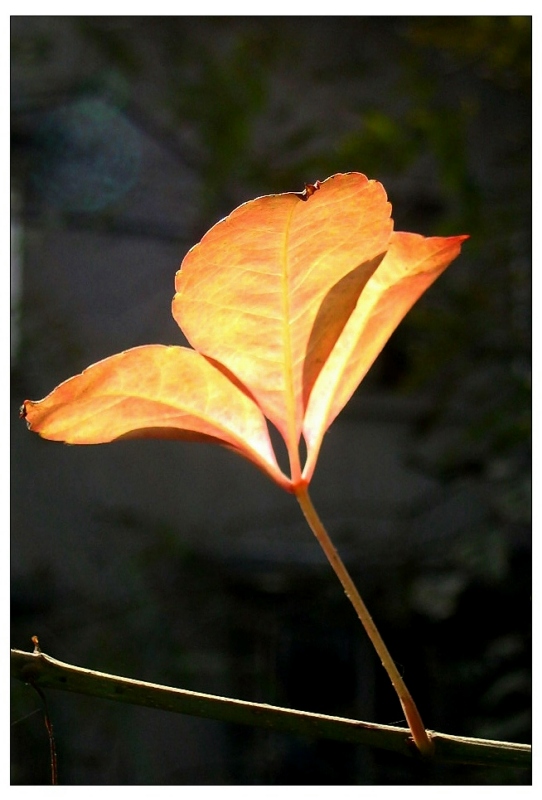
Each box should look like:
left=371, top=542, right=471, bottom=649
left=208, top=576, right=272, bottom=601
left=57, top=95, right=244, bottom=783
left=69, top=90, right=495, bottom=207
left=22, top=173, right=468, bottom=490
left=173, top=173, right=392, bottom=475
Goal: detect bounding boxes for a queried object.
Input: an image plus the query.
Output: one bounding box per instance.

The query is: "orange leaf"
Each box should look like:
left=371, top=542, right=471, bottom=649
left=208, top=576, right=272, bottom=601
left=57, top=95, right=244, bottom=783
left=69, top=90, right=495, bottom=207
left=173, top=173, right=392, bottom=479
left=22, top=174, right=468, bottom=492
left=21, top=345, right=291, bottom=491
left=302, top=232, right=469, bottom=482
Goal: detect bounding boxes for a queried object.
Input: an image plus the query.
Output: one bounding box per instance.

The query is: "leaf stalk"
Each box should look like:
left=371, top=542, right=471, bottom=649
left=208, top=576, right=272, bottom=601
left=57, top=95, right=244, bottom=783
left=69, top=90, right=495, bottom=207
left=294, top=484, right=434, bottom=758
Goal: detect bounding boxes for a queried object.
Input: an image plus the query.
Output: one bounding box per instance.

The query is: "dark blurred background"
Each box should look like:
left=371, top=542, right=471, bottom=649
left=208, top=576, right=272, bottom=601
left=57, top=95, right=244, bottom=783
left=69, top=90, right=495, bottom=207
left=11, top=17, right=531, bottom=785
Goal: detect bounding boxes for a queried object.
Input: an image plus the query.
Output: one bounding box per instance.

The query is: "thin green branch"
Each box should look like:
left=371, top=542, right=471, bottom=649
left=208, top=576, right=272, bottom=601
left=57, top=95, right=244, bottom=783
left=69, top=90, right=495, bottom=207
left=11, top=647, right=531, bottom=770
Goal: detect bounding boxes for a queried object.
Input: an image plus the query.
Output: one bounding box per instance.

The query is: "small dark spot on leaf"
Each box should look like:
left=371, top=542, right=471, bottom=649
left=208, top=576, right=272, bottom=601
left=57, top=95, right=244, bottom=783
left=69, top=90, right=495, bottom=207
left=295, top=180, right=321, bottom=201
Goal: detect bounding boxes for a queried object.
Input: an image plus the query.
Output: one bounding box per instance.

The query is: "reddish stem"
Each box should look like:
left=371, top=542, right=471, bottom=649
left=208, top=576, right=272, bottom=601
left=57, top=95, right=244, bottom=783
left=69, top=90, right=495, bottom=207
left=294, top=483, right=434, bottom=758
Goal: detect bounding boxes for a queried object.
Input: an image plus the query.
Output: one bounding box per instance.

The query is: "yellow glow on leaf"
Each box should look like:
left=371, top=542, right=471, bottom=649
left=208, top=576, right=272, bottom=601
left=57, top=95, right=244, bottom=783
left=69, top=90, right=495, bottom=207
left=22, top=174, right=468, bottom=490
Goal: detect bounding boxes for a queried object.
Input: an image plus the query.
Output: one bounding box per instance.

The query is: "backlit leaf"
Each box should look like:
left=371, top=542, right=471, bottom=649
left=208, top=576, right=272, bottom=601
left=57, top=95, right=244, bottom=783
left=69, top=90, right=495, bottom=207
left=21, top=345, right=290, bottom=490
left=302, top=232, right=469, bottom=481
left=22, top=174, right=468, bottom=491
left=173, top=173, right=392, bottom=473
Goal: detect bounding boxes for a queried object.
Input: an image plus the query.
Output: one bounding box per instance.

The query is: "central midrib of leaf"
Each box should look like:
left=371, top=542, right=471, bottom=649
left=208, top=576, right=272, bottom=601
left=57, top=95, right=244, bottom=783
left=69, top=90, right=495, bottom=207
left=280, top=205, right=301, bottom=483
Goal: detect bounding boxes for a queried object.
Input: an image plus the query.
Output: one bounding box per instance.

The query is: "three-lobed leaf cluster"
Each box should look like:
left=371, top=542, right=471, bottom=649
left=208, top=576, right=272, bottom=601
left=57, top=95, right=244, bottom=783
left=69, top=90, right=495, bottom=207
left=21, top=173, right=468, bottom=492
